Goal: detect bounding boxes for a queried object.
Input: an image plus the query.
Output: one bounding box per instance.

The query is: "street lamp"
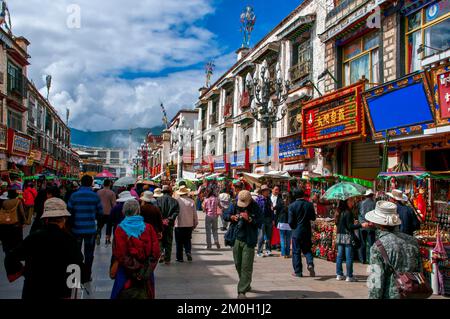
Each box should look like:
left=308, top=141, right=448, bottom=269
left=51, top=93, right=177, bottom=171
left=172, top=118, right=193, bottom=180
left=245, top=58, right=290, bottom=172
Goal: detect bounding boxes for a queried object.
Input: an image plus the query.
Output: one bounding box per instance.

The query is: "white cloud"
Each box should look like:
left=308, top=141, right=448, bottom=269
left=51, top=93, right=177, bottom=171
left=8, top=0, right=236, bottom=131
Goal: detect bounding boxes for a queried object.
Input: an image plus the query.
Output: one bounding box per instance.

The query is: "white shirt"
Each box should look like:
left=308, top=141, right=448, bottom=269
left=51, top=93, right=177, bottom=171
left=271, top=194, right=278, bottom=209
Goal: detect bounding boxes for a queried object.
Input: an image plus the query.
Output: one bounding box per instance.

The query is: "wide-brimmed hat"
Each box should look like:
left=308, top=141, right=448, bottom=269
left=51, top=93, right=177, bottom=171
left=116, top=191, right=136, bottom=202
left=153, top=188, right=163, bottom=198
left=0, top=192, right=8, bottom=200
left=176, top=185, right=190, bottom=196
left=386, top=189, right=408, bottom=202
left=365, top=189, right=374, bottom=196
left=260, top=185, right=271, bottom=193
left=237, top=190, right=252, bottom=208
left=365, top=201, right=402, bottom=227
left=140, top=191, right=155, bottom=202
left=41, top=198, right=71, bottom=219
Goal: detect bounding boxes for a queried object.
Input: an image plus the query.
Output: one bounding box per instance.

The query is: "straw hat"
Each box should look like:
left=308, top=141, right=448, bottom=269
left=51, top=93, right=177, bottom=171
left=140, top=191, right=155, bottom=202
left=116, top=191, right=136, bottom=202
left=365, top=201, right=402, bottom=227
left=365, top=189, right=374, bottom=196
left=176, top=185, right=190, bottom=196
left=41, top=198, right=71, bottom=219
left=0, top=192, right=8, bottom=200
left=260, top=185, right=271, bottom=192
left=237, top=190, right=252, bottom=208
left=386, top=189, right=408, bottom=202
left=153, top=188, right=163, bottom=198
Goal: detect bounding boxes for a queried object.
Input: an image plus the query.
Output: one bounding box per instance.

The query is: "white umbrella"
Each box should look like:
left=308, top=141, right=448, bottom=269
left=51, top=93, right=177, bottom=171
left=114, top=176, right=137, bottom=187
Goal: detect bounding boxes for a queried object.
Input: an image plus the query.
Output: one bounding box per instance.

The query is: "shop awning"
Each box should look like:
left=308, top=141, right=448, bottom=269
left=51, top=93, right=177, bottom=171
left=378, top=171, right=450, bottom=180
left=182, top=171, right=198, bottom=181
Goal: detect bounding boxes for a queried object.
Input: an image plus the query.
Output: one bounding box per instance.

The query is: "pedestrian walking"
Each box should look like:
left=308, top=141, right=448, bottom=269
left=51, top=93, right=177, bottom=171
left=335, top=198, right=367, bottom=282
left=0, top=188, right=26, bottom=255
left=110, top=200, right=160, bottom=299
left=97, top=179, right=117, bottom=245
left=202, top=188, right=220, bottom=249
left=271, top=186, right=283, bottom=252
left=64, top=181, right=79, bottom=204
left=277, top=192, right=292, bottom=258
left=288, top=188, right=316, bottom=278
left=106, top=190, right=135, bottom=242
left=174, top=186, right=198, bottom=262
left=387, top=189, right=421, bottom=236
left=4, top=198, right=86, bottom=299
left=223, top=190, right=262, bottom=299
left=155, top=185, right=180, bottom=264
left=358, top=189, right=376, bottom=264
left=30, top=177, right=47, bottom=233
left=256, top=185, right=274, bottom=257
left=140, top=191, right=163, bottom=238
left=365, top=201, right=425, bottom=299
left=67, top=175, right=103, bottom=281
left=128, top=184, right=140, bottom=201
left=218, top=192, right=232, bottom=231
left=22, top=182, right=37, bottom=225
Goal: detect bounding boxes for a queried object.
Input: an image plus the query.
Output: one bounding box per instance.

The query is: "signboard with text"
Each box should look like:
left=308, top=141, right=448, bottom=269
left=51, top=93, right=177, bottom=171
left=231, top=150, right=249, bottom=170
left=302, top=82, right=365, bottom=148
left=278, top=134, right=309, bottom=163
left=437, top=71, right=450, bottom=119
left=0, top=125, right=7, bottom=150
left=7, top=129, right=32, bottom=156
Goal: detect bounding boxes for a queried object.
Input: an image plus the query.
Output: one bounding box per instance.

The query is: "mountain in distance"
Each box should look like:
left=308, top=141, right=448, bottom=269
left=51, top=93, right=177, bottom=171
left=70, top=126, right=165, bottom=148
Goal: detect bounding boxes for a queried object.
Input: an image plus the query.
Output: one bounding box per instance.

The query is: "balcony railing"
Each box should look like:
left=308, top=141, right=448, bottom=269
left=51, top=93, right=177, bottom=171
left=240, top=91, right=250, bottom=109
left=290, top=61, right=311, bottom=84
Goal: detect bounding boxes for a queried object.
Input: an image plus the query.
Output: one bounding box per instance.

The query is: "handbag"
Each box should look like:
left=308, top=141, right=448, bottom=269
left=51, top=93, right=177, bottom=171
left=224, top=222, right=239, bottom=247
left=375, top=240, right=433, bottom=299
left=350, top=230, right=361, bottom=249
left=0, top=200, right=20, bottom=225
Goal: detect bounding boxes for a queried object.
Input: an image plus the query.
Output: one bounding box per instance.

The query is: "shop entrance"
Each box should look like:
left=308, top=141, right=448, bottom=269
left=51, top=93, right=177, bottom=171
left=425, top=149, right=450, bottom=171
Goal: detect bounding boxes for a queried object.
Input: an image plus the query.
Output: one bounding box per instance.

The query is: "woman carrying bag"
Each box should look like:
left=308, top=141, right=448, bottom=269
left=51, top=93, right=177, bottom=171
left=110, top=199, right=161, bottom=299
left=0, top=188, right=26, bottom=255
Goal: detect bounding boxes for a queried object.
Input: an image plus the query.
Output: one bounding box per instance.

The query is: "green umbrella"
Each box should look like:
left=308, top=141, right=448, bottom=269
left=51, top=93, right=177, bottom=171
left=323, top=182, right=367, bottom=201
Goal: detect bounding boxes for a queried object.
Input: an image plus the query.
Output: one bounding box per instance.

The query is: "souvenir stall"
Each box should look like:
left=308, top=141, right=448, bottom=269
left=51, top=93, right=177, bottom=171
left=377, top=171, right=450, bottom=295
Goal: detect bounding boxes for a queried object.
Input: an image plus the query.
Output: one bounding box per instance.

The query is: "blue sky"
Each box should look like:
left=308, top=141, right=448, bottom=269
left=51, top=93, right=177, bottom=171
left=9, top=0, right=302, bottom=131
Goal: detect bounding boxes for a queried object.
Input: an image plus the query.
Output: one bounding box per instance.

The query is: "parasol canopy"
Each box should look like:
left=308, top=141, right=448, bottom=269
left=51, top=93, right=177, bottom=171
left=323, top=182, right=367, bottom=201
left=114, top=176, right=137, bottom=187
left=96, top=170, right=116, bottom=178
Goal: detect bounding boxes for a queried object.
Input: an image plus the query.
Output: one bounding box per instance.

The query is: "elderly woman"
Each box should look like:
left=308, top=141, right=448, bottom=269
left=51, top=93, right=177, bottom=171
left=110, top=199, right=160, bottom=299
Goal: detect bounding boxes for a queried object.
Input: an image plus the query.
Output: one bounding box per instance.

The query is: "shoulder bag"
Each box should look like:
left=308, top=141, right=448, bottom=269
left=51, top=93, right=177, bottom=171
left=0, top=200, right=20, bottom=225
left=375, top=240, right=432, bottom=299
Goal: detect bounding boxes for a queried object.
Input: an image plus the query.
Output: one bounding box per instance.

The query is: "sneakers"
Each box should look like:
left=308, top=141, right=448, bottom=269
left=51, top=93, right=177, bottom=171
left=237, top=293, right=247, bottom=299
left=266, top=250, right=273, bottom=257
left=336, top=275, right=346, bottom=281
left=291, top=273, right=303, bottom=278
left=206, top=245, right=212, bottom=250
left=346, top=277, right=357, bottom=282
left=307, top=264, right=316, bottom=277
left=187, top=253, right=193, bottom=262
left=176, top=259, right=184, bottom=263
left=257, top=253, right=264, bottom=257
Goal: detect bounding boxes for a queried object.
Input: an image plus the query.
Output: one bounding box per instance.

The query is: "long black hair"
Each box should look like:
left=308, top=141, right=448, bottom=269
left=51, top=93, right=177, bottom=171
left=335, top=200, right=350, bottom=223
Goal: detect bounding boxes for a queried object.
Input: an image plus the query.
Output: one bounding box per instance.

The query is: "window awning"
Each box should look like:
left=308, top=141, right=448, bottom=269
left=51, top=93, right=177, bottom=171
left=277, top=14, right=315, bottom=40
left=251, top=42, right=281, bottom=64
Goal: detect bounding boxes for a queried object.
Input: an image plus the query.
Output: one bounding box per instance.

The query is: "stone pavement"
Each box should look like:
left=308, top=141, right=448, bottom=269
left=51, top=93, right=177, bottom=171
left=1, top=214, right=446, bottom=299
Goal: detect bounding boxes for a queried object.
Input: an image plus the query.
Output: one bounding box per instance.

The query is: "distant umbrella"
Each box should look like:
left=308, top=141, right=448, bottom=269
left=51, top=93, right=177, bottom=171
left=114, top=176, right=136, bottom=187
left=323, top=182, right=367, bottom=201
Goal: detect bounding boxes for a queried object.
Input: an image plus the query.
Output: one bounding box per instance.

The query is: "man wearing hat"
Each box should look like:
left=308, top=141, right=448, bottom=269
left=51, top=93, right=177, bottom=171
left=387, top=189, right=420, bottom=236
left=140, top=191, right=163, bottom=238
left=223, top=190, right=263, bottom=299
left=4, top=198, right=86, bottom=299
left=155, top=185, right=180, bottom=264
left=106, top=190, right=135, bottom=242
left=256, top=185, right=274, bottom=257
left=358, top=189, right=376, bottom=264
left=365, top=201, right=422, bottom=299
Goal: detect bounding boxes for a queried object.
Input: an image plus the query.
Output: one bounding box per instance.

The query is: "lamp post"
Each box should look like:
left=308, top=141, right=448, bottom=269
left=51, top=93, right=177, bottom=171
left=172, top=118, right=193, bottom=181
left=245, top=58, right=290, bottom=172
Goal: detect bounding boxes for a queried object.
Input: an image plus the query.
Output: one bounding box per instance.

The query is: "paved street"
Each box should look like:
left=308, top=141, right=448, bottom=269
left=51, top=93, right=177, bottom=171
left=0, top=213, right=376, bottom=299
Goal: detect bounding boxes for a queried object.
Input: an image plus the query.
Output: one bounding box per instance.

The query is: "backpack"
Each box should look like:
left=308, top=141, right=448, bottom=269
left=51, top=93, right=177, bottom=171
left=376, top=240, right=432, bottom=299
left=0, top=200, right=19, bottom=225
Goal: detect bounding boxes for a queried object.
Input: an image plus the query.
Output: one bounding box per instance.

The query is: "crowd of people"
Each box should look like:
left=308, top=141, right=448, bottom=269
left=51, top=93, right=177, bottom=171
left=0, top=174, right=426, bottom=299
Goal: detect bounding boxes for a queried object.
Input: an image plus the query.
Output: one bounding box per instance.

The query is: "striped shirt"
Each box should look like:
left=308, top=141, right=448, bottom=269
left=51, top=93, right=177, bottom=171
left=68, top=186, right=103, bottom=235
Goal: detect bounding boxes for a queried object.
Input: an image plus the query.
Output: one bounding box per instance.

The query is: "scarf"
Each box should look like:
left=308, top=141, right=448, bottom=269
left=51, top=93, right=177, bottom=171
left=119, top=215, right=146, bottom=239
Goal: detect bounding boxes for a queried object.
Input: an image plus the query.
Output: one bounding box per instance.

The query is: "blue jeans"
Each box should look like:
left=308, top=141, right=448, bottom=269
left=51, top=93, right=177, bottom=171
left=257, top=218, right=273, bottom=254
left=292, top=237, right=314, bottom=275
left=358, top=229, right=376, bottom=264
left=336, top=244, right=354, bottom=277
left=279, top=230, right=292, bottom=256
left=75, top=233, right=96, bottom=279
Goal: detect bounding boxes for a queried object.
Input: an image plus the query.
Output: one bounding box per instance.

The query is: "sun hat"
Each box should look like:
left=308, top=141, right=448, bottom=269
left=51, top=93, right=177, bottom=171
left=365, top=200, right=402, bottom=227
left=153, top=188, right=163, bottom=198
left=176, top=185, right=190, bottom=196
left=386, top=189, right=408, bottom=202
left=237, top=190, right=252, bottom=208
left=116, top=191, right=136, bottom=202
left=41, top=198, right=71, bottom=219
left=0, top=192, right=8, bottom=200
left=260, top=185, right=271, bottom=192
left=219, top=193, right=231, bottom=209
left=140, top=191, right=155, bottom=202
left=365, top=189, right=374, bottom=196
left=93, top=184, right=101, bottom=190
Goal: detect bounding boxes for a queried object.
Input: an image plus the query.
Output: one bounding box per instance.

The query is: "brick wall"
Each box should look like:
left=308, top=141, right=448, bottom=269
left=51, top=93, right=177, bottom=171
left=324, top=41, right=336, bottom=94
left=382, top=13, right=397, bottom=82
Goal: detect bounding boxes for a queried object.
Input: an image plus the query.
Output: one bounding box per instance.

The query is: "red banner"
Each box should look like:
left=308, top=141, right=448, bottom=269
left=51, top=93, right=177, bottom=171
left=302, top=82, right=365, bottom=148
left=438, top=71, right=450, bottom=119
left=7, top=129, right=32, bottom=157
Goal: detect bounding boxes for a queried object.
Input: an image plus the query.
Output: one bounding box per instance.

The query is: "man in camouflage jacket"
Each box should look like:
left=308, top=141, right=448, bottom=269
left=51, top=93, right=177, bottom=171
left=365, top=201, right=422, bottom=299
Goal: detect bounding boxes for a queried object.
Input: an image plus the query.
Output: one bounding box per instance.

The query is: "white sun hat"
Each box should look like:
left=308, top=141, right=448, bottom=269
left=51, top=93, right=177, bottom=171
left=365, top=200, right=402, bottom=227
left=116, top=191, right=136, bottom=202
left=41, top=198, right=71, bottom=219
left=386, top=189, right=408, bottom=202
left=365, top=189, right=374, bottom=196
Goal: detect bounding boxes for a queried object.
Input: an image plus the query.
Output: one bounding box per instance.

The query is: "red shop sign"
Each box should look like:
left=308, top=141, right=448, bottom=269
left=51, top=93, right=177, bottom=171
left=438, top=71, right=450, bottom=119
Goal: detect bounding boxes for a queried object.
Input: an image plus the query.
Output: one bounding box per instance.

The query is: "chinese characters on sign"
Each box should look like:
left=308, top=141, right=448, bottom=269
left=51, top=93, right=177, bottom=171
left=13, top=135, right=31, bottom=154
left=278, top=134, right=308, bottom=163
left=0, top=126, right=7, bottom=150
left=438, top=71, right=450, bottom=119
left=302, top=83, right=364, bottom=148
